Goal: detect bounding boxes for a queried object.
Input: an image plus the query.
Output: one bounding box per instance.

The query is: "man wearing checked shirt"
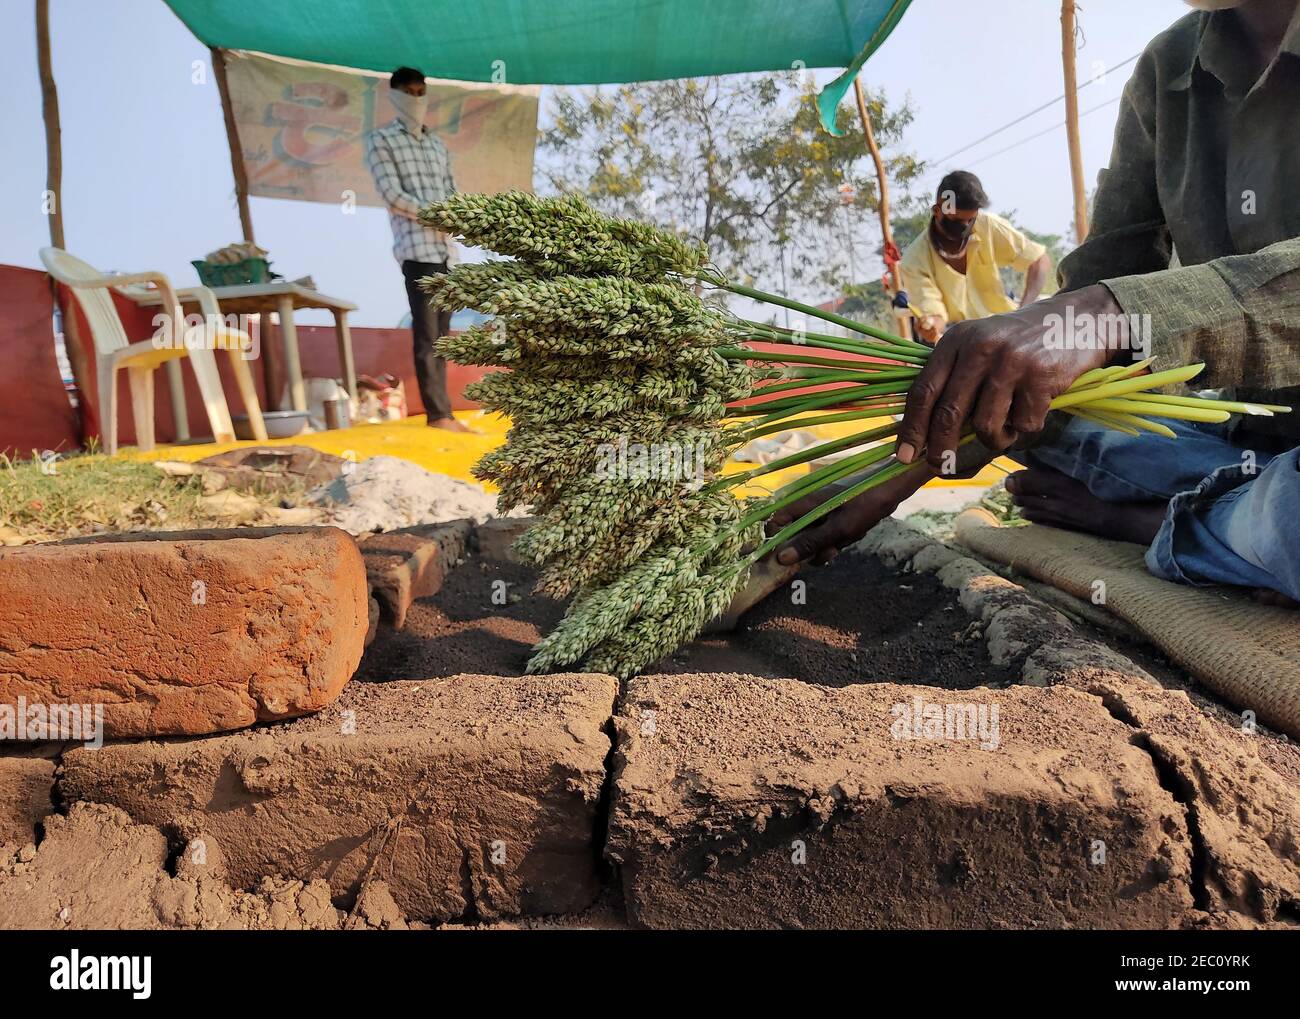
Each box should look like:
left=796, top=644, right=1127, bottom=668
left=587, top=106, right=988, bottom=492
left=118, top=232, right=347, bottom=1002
left=365, top=66, right=467, bottom=431
left=774, top=0, right=1300, bottom=608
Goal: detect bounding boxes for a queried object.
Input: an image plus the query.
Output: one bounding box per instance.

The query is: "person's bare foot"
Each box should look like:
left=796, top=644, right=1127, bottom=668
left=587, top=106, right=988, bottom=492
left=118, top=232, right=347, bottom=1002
left=428, top=416, right=470, bottom=433
left=1004, top=467, right=1166, bottom=546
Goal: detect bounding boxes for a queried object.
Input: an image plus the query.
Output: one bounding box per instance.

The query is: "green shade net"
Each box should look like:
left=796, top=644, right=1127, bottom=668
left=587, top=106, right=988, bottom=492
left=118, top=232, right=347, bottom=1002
left=165, top=0, right=911, bottom=131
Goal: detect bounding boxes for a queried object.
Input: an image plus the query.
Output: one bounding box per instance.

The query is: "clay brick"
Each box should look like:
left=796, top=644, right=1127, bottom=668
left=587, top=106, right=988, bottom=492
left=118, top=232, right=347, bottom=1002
left=1048, top=665, right=1300, bottom=924
left=608, top=674, right=1193, bottom=929
left=360, top=520, right=471, bottom=629
left=0, top=527, right=368, bottom=737
left=0, top=751, right=56, bottom=846
left=60, top=673, right=618, bottom=923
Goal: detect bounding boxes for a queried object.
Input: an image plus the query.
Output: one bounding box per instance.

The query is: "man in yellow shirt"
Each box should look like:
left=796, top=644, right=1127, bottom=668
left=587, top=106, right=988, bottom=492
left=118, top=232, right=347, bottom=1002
left=900, top=171, right=1053, bottom=343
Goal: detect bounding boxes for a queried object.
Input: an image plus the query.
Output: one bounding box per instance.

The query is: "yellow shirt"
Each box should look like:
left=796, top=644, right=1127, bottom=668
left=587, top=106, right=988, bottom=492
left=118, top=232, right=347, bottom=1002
left=899, top=211, right=1047, bottom=326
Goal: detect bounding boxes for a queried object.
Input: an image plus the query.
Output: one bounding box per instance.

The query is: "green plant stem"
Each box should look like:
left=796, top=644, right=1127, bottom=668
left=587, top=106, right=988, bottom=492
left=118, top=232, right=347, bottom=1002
left=733, top=406, right=904, bottom=442
left=736, top=326, right=928, bottom=365
left=749, top=368, right=917, bottom=398
left=747, top=459, right=925, bottom=563
left=713, top=422, right=900, bottom=490
left=743, top=432, right=978, bottom=561
left=736, top=445, right=891, bottom=530
left=756, top=333, right=927, bottom=365
left=719, top=280, right=932, bottom=353
left=732, top=381, right=912, bottom=424
left=719, top=347, right=910, bottom=371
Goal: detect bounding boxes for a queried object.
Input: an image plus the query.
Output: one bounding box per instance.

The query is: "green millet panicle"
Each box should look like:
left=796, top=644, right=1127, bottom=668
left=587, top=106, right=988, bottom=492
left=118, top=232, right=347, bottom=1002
left=426, top=190, right=772, bottom=679
left=423, top=266, right=725, bottom=344
left=579, top=559, right=752, bottom=678
left=433, top=189, right=1213, bottom=678
left=420, top=191, right=709, bottom=279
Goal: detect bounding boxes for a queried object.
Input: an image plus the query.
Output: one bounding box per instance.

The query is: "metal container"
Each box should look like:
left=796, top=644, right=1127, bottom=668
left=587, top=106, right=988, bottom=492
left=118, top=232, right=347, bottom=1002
left=232, top=410, right=309, bottom=440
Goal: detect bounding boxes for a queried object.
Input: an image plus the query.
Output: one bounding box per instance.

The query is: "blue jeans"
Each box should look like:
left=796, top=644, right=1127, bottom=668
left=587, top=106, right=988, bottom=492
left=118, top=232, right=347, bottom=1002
left=1014, top=416, right=1300, bottom=602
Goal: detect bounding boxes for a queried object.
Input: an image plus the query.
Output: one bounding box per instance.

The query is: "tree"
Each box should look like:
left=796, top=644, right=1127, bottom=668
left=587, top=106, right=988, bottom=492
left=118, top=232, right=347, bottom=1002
left=536, top=74, right=923, bottom=301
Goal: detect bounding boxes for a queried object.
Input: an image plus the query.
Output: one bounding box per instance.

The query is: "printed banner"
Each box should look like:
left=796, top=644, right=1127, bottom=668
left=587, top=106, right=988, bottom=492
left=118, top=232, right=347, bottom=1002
left=222, top=51, right=538, bottom=205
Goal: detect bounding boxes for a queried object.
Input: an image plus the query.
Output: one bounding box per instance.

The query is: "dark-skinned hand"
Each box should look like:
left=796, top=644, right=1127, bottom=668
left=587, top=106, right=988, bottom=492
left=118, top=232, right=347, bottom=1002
left=770, top=464, right=934, bottom=566
left=896, top=284, right=1123, bottom=468
left=767, top=285, right=1131, bottom=566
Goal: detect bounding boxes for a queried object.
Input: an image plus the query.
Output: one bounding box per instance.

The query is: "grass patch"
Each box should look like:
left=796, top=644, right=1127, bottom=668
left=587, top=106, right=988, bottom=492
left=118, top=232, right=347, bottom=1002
left=0, top=451, right=304, bottom=543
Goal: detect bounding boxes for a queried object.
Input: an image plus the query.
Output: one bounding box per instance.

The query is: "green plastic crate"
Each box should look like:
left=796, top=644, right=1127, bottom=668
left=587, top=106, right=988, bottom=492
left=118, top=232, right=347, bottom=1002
left=191, top=257, right=271, bottom=287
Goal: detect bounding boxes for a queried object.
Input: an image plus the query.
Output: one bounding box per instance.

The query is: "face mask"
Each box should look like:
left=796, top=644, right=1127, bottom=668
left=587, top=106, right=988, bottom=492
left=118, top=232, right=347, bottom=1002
left=936, top=215, right=974, bottom=242
left=391, top=89, right=429, bottom=134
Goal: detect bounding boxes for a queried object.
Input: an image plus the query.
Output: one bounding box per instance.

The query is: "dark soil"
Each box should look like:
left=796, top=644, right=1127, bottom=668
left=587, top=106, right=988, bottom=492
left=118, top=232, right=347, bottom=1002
left=359, top=550, right=1016, bottom=691
left=736, top=553, right=1017, bottom=690
left=355, top=558, right=562, bottom=682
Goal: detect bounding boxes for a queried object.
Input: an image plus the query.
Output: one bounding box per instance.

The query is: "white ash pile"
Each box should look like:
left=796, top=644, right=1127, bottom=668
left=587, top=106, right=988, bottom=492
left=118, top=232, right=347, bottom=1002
left=306, top=455, right=503, bottom=534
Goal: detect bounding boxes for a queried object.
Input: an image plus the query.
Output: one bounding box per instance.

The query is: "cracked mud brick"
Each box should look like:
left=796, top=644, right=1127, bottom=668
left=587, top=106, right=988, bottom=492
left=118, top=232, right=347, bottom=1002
left=0, top=527, right=368, bottom=737
left=608, top=674, right=1194, bottom=929
left=0, top=751, right=56, bottom=847
left=1039, top=655, right=1300, bottom=925
left=60, top=673, right=617, bottom=923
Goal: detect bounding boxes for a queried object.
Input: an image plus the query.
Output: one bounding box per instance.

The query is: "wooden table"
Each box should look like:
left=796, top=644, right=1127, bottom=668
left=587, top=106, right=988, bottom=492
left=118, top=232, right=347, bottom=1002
left=139, top=282, right=358, bottom=413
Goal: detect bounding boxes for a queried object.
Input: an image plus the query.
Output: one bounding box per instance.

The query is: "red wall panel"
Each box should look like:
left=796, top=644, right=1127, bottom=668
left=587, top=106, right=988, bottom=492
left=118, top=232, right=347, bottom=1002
left=3, top=260, right=496, bottom=459
left=294, top=324, right=491, bottom=413
left=0, top=266, right=80, bottom=459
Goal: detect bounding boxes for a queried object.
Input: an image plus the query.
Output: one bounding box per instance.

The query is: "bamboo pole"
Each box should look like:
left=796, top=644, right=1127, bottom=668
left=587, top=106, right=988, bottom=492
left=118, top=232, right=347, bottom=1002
left=211, top=47, right=255, bottom=243
left=36, top=0, right=98, bottom=444
left=1060, top=1, right=1090, bottom=243
left=35, top=0, right=64, bottom=249
left=853, top=78, right=912, bottom=339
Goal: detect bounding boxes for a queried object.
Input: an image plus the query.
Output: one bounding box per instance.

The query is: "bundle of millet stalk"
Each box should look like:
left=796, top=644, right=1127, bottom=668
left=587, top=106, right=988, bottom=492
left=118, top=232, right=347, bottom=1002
left=420, top=192, right=1281, bottom=679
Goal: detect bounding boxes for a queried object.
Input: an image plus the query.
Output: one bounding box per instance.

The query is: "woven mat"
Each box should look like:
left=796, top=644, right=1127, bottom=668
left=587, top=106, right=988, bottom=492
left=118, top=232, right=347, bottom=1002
left=954, top=508, right=1300, bottom=738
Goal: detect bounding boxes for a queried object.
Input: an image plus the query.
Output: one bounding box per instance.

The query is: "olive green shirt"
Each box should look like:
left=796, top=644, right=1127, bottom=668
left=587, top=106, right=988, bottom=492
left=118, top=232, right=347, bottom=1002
left=1058, top=8, right=1300, bottom=450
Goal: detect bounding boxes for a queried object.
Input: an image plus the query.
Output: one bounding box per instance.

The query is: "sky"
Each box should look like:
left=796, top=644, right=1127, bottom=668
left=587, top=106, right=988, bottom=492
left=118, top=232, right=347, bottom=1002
left=1, top=0, right=1194, bottom=328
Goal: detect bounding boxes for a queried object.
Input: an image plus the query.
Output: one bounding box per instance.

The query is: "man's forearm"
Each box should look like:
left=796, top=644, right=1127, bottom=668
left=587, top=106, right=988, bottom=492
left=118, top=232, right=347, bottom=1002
left=382, top=189, right=425, bottom=221
left=1019, top=254, right=1051, bottom=307
left=1102, top=235, right=1300, bottom=389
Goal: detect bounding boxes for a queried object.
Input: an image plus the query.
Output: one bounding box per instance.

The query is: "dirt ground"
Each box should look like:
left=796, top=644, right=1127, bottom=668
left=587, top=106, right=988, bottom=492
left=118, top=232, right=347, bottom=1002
left=356, top=543, right=1300, bottom=785
left=6, top=533, right=1299, bottom=930
left=357, top=552, right=1018, bottom=690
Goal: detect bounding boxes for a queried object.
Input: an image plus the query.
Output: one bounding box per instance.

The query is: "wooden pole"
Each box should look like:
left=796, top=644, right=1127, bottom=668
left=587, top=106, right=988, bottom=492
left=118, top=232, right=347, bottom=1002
left=36, top=0, right=64, bottom=249
left=211, top=47, right=255, bottom=243
left=36, top=0, right=98, bottom=446
left=853, top=77, right=911, bottom=339
left=1060, top=1, right=1090, bottom=243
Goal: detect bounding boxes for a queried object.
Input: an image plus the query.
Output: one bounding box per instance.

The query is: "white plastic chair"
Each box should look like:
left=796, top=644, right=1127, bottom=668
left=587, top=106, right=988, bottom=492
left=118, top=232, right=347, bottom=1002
left=40, top=247, right=267, bottom=453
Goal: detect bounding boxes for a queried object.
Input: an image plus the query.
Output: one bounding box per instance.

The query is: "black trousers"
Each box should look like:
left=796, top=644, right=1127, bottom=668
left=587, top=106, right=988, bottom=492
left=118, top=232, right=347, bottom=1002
left=402, top=259, right=453, bottom=420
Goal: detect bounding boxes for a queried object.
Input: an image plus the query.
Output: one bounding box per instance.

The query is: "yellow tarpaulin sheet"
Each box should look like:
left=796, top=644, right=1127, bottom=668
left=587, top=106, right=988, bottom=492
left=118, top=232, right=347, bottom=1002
left=129, top=410, right=1009, bottom=498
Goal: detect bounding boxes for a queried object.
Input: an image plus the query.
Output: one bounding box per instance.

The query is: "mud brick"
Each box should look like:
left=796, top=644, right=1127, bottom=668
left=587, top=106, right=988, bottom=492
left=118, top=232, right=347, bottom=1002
left=360, top=520, right=472, bottom=629
left=608, top=673, right=1193, bottom=929
left=472, top=516, right=535, bottom=564
left=60, top=673, right=617, bottom=923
